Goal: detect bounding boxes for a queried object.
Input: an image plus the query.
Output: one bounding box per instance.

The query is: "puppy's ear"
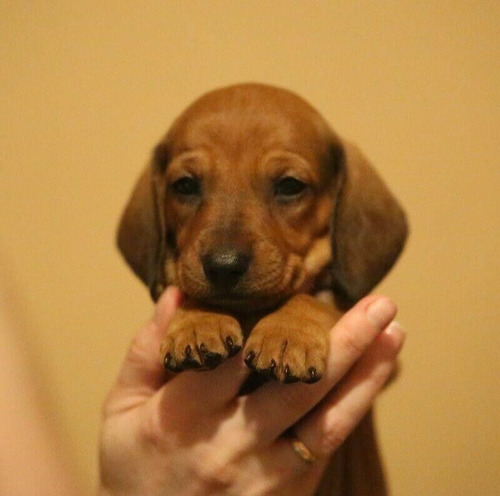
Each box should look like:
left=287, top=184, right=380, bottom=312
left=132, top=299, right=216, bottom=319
left=331, top=141, right=408, bottom=307
left=117, top=157, right=165, bottom=300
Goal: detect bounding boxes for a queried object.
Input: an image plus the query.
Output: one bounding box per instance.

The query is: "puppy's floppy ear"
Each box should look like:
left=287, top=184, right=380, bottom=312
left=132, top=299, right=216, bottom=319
left=331, top=141, right=408, bottom=307
left=117, top=149, right=168, bottom=301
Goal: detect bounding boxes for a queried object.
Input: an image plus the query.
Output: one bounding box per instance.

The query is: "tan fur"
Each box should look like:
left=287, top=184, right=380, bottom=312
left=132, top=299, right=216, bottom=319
left=117, top=83, right=408, bottom=495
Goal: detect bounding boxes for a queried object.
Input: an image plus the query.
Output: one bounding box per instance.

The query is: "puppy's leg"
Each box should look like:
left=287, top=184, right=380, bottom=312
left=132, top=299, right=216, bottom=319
left=161, top=305, right=243, bottom=371
left=243, top=294, right=341, bottom=383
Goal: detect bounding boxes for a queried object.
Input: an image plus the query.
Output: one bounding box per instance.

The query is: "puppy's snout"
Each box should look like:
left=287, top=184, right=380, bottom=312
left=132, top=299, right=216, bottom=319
left=202, top=247, right=251, bottom=289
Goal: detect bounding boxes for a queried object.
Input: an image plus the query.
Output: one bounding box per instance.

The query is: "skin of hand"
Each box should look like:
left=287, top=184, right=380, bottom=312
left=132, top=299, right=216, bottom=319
left=98, top=286, right=404, bottom=496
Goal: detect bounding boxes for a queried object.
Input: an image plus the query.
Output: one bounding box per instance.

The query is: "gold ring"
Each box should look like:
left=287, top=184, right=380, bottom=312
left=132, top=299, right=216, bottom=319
left=289, top=433, right=317, bottom=464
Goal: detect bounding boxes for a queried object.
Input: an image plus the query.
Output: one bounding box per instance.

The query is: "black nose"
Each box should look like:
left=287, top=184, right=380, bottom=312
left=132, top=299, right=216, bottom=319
left=202, top=248, right=251, bottom=289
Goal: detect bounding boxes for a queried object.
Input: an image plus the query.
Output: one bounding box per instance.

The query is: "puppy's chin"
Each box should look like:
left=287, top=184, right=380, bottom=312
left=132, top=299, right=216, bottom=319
left=176, top=267, right=300, bottom=314
left=188, top=289, right=288, bottom=315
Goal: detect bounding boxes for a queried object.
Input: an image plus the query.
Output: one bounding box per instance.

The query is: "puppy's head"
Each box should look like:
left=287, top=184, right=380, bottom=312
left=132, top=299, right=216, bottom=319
left=118, top=84, right=408, bottom=311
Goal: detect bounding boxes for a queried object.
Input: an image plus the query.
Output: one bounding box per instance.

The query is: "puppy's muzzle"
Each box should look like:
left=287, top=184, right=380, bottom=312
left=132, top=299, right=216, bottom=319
left=202, top=247, right=252, bottom=289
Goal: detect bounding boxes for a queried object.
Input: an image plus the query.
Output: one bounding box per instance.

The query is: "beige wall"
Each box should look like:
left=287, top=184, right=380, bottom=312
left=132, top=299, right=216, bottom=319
left=1, top=2, right=499, bottom=494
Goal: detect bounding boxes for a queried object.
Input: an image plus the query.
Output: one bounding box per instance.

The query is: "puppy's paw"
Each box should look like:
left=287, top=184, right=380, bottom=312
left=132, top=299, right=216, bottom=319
left=243, top=317, right=329, bottom=383
left=160, top=310, right=243, bottom=372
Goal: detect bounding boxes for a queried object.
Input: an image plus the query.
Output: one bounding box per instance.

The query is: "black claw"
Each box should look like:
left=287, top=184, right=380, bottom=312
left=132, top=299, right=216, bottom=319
left=198, top=344, right=223, bottom=369
left=283, top=364, right=299, bottom=384
left=203, top=351, right=223, bottom=369
left=181, top=344, right=201, bottom=369
left=163, top=353, right=183, bottom=372
left=263, top=359, right=278, bottom=379
left=284, top=364, right=290, bottom=377
left=229, top=345, right=242, bottom=357
left=226, top=336, right=242, bottom=357
left=163, top=352, right=172, bottom=369
left=244, top=351, right=256, bottom=368
left=182, top=357, right=201, bottom=369
left=304, top=367, right=321, bottom=384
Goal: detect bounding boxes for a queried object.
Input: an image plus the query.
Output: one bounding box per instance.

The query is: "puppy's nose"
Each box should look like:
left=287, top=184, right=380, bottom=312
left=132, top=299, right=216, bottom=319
left=202, top=248, right=251, bottom=289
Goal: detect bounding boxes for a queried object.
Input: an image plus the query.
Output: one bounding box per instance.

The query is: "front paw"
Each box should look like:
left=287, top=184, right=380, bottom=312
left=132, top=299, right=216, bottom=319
left=243, top=317, right=329, bottom=384
left=160, top=310, right=243, bottom=372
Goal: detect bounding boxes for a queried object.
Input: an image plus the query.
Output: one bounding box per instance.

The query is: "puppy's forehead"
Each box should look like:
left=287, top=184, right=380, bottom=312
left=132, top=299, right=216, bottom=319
left=166, top=84, right=331, bottom=162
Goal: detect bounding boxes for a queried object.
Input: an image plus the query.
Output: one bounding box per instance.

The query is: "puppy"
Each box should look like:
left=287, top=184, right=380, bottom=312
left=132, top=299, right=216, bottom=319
left=117, top=84, right=407, bottom=495
left=117, top=83, right=407, bottom=388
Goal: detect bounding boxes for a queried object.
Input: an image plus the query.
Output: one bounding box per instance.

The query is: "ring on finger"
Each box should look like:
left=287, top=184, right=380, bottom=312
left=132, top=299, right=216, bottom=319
left=288, top=431, right=318, bottom=464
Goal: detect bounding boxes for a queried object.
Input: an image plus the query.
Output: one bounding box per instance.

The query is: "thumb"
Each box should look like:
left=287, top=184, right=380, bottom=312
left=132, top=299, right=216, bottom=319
left=106, top=286, right=183, bottom=413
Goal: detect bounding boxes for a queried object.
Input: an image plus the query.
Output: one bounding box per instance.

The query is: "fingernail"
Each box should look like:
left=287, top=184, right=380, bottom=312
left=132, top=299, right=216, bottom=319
left=386, top=321, right=406, bottom=350
left=164, top=286, right=184, bottom=305
left=155, top=286, right=183, bottom=314
left=366, top=297, right=397, bottom=329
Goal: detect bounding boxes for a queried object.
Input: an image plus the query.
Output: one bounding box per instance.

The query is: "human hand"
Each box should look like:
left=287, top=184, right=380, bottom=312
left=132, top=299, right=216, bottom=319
left=98, top=287, right=404, bottom=496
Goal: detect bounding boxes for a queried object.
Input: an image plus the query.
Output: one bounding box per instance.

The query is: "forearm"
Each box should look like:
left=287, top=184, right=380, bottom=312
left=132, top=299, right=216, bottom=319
left=0, top=293, right=82, bottom=496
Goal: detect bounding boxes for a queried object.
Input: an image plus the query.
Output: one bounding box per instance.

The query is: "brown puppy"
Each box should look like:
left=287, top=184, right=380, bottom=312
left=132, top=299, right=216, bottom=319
left=118, top=83, right=407, bottom=385
left=117, top=84, right=407, bottom=496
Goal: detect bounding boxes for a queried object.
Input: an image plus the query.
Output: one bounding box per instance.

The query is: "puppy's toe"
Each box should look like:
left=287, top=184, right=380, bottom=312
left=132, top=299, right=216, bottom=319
left=281, top=344, right=325, bottom=383
left=248, top=345, right=282, bottom=380
left=196, top=343, right=223, bottom=369
left=244, top=322, right=328, bottom=384
left=194, top=316, right=243, bottom=368
left=161, top=334, right=203, bottom=371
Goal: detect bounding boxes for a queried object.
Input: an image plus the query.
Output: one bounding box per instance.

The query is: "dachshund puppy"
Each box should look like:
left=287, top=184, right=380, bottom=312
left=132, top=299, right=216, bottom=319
left=117, top=83, right=407, bottom=386
left=117, top=84, right=408, bottom=496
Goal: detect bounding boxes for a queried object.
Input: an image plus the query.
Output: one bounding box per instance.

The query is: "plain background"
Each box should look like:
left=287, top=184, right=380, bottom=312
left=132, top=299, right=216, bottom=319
left=1, top=2, right=499, bottom=495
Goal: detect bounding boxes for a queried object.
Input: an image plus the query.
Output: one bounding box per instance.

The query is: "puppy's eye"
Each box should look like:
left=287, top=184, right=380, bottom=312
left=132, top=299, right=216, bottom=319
left=274, top=176, right=307, bottom=198
left=171, top=176, right=201, bottom=196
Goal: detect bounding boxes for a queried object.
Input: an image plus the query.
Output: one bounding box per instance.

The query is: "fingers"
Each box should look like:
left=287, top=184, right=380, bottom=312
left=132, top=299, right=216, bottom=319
left=226, top=320, right=403, bottom=493
left=154, top=353, right=250, bottom=420
left=154, top=286, right=185, bottom=334
left=238, top=296, right=398, bottom=445
left=274, top=321, right=405, bottom=471
left=104, top=287, right=183, bottom=415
